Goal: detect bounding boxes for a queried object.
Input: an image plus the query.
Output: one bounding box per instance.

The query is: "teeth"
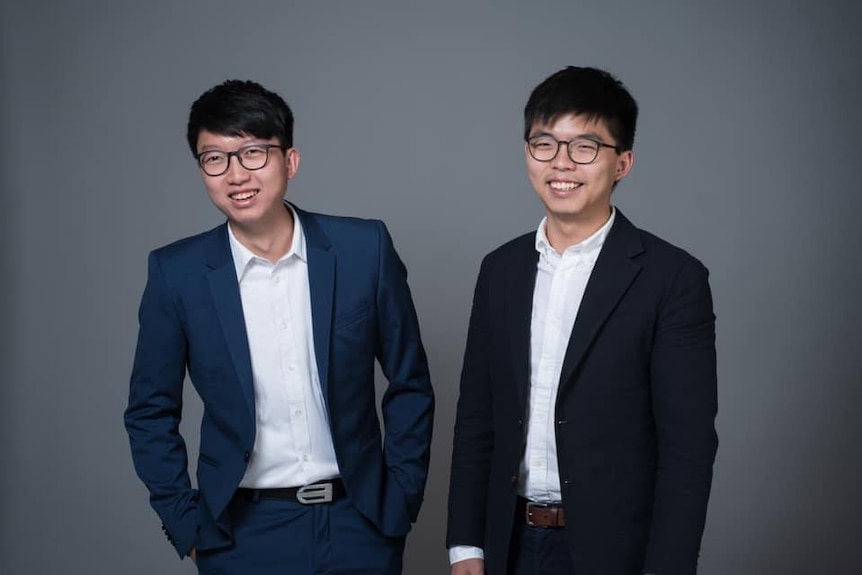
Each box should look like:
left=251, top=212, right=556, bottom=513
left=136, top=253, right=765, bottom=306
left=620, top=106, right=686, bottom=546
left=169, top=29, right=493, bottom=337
left=550, top=181, right=578, bottom=191
left=231, top=191, right=257, bottom=200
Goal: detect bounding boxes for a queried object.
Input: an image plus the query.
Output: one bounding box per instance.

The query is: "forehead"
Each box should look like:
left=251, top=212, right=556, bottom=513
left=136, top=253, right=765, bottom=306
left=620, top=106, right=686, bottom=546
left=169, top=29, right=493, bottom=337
left=529, top=114, right=613, bottom=140
left=195, top=130, right=277, bottom=152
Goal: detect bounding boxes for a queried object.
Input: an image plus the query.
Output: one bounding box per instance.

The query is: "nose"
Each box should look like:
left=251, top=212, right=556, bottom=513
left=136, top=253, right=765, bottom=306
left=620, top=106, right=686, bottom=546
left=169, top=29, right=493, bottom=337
left=224, top=153, right=250, bottom=183
left=551, top=142, right=577, bottom=169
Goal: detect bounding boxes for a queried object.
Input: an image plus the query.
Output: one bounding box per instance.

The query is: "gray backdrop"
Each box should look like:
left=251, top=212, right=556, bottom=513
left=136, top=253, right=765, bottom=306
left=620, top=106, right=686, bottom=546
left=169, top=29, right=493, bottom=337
left=2, top=1, right=861, bottom=573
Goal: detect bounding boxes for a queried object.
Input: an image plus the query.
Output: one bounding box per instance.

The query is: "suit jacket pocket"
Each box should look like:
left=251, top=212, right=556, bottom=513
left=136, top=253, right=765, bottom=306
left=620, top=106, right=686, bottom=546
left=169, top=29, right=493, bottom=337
left=198, top=452, right=219, bottom=468
left=334, top=302, right=373, bottom=328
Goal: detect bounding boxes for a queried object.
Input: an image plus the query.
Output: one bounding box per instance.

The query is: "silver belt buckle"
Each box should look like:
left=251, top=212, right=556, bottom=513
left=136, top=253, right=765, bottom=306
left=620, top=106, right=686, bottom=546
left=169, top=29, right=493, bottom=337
left=296, top=482, right=333, bottom=504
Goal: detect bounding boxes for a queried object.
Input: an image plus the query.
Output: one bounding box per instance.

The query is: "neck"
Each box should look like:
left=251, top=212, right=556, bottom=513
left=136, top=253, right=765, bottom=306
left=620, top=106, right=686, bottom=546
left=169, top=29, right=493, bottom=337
left=545, top=207, right=611, bottom=253
left=230, top=206, right=295, bottom=264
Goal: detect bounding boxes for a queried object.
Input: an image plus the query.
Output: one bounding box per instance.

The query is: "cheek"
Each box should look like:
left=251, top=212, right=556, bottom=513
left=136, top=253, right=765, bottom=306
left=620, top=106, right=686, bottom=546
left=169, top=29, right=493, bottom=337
left=528, top=173, right=545, bottom=193
left=265, top=175, right=286, bottom=194
left=261, top=167, right=286, bottom=189
left=526, top=164, right=545, bottom=185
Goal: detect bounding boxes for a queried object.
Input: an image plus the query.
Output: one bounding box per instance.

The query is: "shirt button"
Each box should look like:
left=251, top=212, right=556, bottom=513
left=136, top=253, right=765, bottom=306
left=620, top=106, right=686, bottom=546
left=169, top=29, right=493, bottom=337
left=280, top=322, right=287, bottom=330
left=295, top=409, right=302, bottom=417
left=288, top=364, right=296, bottom=372
left=303, top=455, right=309, bottom=462
left=273, top=276, right=280, bottom=284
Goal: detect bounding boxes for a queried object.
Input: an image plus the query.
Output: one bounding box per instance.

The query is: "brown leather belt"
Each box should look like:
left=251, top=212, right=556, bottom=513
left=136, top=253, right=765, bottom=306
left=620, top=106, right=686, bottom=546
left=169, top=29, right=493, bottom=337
left=238, top=479, right=346, bottom=504
left=518, top=497, right=566, bottom=528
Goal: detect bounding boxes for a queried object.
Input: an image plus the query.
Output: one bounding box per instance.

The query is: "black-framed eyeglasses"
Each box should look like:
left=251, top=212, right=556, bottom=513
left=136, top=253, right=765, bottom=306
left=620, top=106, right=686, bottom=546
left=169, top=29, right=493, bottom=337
left=526, top=135, right=620, bottom=165
left=195, top=143, right=287, bottom=177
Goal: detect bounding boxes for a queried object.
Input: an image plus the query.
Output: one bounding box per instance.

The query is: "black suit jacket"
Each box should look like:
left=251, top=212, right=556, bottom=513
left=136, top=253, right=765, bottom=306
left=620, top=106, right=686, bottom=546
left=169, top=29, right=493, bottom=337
left=447, top=210, right=717, bottom=575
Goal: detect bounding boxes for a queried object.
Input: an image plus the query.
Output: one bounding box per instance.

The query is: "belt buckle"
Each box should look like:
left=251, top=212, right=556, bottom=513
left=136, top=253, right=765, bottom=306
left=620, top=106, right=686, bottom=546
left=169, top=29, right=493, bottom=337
left=525, top=501, right=549, bottom=528
left=296, top=482, right=333, bottom=504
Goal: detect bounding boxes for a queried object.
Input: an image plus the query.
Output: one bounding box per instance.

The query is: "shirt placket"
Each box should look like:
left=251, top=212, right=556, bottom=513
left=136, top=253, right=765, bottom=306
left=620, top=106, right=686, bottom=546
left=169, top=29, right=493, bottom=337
left=533, top=257, right=569, bottom=498
left=271, top=264, right=312, bottom=470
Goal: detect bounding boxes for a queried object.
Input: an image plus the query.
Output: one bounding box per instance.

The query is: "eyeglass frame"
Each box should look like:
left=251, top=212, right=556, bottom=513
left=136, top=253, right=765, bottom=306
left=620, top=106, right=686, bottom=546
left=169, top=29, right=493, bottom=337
left=195, top=143, right=289, bottom=177
left=525, top=135, right=621, bottom=165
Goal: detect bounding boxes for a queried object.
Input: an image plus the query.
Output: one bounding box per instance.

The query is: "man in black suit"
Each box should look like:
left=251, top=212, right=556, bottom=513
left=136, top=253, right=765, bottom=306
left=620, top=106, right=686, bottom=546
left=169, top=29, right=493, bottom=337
left=446, top=66, right=718, bottom=575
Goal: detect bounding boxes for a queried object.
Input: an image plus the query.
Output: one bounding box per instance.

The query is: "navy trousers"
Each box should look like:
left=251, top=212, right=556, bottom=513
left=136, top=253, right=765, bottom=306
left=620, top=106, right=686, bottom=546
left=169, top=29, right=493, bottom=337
left=195, top=493, right=405, bottom=574
left=507, top=522, right=575, bottom=575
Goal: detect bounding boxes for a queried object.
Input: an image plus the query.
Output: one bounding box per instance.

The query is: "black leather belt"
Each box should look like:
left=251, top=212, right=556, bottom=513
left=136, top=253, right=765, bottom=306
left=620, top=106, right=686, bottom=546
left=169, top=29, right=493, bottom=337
left=238, top=479, right=346, bottom=504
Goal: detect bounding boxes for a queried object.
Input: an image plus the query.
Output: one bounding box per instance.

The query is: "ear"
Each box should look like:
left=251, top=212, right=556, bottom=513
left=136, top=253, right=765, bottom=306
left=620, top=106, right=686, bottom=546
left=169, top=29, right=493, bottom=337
left=285, top=147, right=301, bottom=179
left=614, top=150, right=634, bottom=182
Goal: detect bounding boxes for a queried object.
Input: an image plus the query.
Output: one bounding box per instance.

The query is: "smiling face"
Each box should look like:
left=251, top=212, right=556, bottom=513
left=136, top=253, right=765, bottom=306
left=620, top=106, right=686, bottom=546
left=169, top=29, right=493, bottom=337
left=525, top=113, right=633, bottom=245
left=196, top=130, right=299, bottom=232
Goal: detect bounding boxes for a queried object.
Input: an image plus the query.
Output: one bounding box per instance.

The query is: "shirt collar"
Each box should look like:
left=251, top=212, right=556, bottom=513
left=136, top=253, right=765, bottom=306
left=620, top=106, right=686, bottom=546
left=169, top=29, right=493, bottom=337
left=227, top=202, right=306, bottom=281
left=535, top=206, right=616, bottom=259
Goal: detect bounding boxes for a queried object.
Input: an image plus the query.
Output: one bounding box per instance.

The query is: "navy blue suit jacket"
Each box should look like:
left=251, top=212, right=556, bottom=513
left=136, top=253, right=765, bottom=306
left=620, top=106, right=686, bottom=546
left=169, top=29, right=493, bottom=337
left=125, top=206, right=434, bottom=557
left=447, top=211, right=717, bottom=574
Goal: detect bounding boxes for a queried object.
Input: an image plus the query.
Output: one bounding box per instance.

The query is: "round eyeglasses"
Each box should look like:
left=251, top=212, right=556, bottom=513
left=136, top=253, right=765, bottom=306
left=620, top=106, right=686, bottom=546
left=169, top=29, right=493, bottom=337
left=195, top=143, right=287, bottom=177
left=526, top=135, right=620, bottom=164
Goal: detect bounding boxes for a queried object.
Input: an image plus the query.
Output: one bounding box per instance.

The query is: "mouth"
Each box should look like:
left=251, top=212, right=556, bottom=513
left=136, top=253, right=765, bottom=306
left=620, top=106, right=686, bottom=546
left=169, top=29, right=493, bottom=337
left=548, top=181, right=582, bottom=193
left=229, top=190, right=258, bottom=201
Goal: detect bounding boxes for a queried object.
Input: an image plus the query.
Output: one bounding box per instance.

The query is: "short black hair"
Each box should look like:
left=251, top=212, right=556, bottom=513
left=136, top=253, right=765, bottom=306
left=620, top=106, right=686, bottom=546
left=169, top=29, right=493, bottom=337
left=524, top=66, right=638, bottom=151
left=186, top=80, right=294, bottom=155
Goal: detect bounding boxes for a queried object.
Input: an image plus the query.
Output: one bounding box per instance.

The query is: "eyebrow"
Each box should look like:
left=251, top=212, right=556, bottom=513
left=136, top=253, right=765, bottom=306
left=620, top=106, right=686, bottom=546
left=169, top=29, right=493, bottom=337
left=197, top=137, right=271, bottom=151
left=528, top=130, right=605, bottom=141
left=197, top=141, right=269, bottom=153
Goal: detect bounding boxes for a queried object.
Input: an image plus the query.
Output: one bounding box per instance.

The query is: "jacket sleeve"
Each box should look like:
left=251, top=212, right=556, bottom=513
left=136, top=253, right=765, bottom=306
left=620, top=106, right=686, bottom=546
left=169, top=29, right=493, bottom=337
left=446, top=256, right=494, bottom=549
left=643, top=257, right=718, bottom=574
left=124, top=251, right=198, bottom=558
left=373, top=221, right=435, bottom=525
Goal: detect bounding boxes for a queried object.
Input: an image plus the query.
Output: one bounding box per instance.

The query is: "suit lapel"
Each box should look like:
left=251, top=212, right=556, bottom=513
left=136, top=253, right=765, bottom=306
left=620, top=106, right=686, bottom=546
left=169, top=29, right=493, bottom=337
left=205, top=224, right=255, bottom=415
left=296, top=208, right=335, bottom=401
left=506, top=235, right=539, bottom=413
left=558, top=211, right=644, bottom=388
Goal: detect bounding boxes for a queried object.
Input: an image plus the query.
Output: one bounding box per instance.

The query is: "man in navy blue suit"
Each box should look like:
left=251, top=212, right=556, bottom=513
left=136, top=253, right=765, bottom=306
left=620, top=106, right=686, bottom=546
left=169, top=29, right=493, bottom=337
left=447, top=67, right=718, bottom=574
left=125, top=80, right=434, bottom=574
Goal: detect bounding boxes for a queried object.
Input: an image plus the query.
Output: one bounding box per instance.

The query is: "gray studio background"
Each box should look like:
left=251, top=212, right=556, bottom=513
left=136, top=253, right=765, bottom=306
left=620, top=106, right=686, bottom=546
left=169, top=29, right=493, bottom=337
left=2, top=1, right=860, bottom=573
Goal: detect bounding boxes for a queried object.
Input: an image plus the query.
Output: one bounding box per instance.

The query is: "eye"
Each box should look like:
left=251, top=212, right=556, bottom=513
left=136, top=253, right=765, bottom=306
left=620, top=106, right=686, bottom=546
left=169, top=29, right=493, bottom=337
left=531, top=138, right=555, bottom=150
left=241, top=146, right=267, bottom=158
left=572, top=140, right=599, bottom=153
left=200, top=152, right=225, bottom=165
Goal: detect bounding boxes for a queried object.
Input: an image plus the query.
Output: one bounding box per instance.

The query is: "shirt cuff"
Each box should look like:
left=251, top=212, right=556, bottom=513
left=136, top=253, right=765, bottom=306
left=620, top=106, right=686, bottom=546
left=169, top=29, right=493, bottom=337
left=448, top=545, right=485, bottom=565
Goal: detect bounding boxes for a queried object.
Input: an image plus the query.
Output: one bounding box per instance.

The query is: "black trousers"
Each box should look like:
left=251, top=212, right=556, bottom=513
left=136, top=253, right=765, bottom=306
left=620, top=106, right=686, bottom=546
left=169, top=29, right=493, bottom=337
left=507, top=521, right=575, bottom=575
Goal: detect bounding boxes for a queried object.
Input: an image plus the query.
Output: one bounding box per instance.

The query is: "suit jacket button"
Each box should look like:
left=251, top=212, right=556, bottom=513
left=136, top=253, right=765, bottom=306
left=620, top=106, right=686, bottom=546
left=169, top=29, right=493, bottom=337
left=510, top=475, right=518, bottom=485
left=244, top=451, right=250, bottom=462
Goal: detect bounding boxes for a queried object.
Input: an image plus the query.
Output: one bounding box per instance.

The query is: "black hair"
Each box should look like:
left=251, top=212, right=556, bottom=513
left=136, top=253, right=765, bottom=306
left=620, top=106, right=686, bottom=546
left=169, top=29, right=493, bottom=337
left=524, top=66, right=638, bottom=151
left=186, top=80, right=294, bottom=155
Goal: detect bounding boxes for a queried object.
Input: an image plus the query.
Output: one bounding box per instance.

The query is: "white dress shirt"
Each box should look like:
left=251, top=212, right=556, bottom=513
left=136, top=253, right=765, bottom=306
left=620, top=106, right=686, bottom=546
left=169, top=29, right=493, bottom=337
left=520, top=208, right=615, bottom=501
left=449, top=208, right=616, bottom=565
left=228, top=206, right=341, bottom=488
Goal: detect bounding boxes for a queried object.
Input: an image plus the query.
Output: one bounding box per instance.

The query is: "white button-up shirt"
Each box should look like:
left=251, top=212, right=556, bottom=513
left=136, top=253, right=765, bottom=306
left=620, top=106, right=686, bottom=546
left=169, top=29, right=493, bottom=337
left=449, top=208, right=615, bottom=565
left=520, top=208, right=615, bottom=502
left=228, top=206, right=340, bottom=488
